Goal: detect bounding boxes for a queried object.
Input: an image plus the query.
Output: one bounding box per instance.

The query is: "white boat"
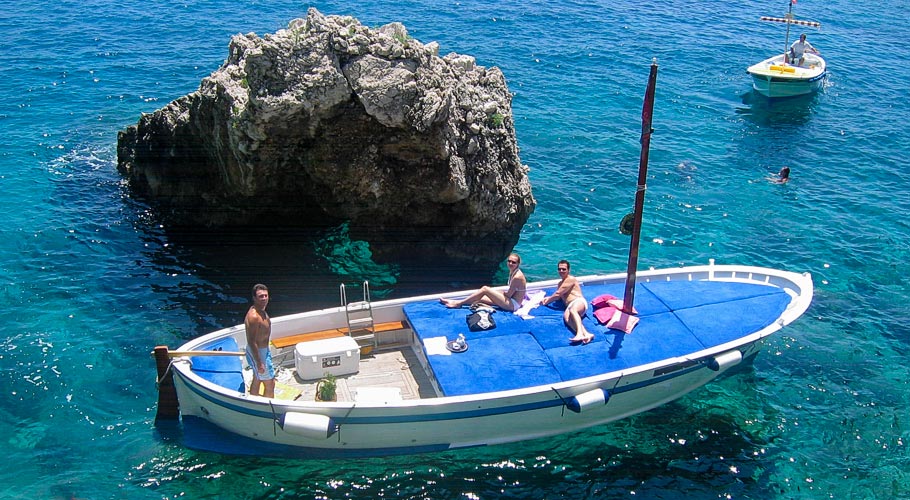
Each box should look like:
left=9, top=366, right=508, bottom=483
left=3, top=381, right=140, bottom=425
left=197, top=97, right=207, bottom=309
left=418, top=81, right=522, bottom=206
left=152, top=61, right=814, bottom=458
left=155, top=261, right=813, bottom=458
left=746, top=6, right=826, bottom=98
left=747, top=52, right=826, bottom=98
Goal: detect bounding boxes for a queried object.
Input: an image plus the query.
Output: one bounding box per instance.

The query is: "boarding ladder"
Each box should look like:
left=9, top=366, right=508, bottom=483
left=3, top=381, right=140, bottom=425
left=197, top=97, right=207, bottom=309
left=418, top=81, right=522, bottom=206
left=340, top=281, right=376, bottom=352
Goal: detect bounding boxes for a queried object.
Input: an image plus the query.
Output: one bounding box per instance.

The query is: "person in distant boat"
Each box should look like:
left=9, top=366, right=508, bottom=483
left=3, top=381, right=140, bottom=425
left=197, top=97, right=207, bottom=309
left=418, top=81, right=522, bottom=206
left=245, top=283, right=275, bottom=398
left=541, top=260, right=595, bottom=345
left=439, top=253, right=527, bottom=311
left=788, top=33, right=819, bottom=66
left=770, top=166, right=790, bottom=184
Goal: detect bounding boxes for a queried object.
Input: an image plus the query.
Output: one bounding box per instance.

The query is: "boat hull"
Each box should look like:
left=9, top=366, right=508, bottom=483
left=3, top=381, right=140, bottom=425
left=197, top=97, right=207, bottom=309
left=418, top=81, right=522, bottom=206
left=747, top=53, right=826, bottom=98
left=164, top=263, right=813, bottom=458
left=171, top=345, right=754, bottom=457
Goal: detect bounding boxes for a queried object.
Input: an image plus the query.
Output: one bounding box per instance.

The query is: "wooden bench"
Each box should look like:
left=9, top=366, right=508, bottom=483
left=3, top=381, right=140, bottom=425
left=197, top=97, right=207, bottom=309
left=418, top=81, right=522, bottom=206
left=270, top=320, right=410, bottom=349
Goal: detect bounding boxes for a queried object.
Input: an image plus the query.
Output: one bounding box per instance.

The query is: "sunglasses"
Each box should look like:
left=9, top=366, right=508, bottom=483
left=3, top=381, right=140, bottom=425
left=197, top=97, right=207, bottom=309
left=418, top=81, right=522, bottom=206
left=557, top=267, right=568, bottom=272
left=507, top=260, right=518, bottom=264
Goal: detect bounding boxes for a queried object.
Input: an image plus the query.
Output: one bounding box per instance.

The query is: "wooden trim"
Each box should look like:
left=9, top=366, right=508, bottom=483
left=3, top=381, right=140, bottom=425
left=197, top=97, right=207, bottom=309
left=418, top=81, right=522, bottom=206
left=270, top=320, right=409, bottom=349
left=271, top=329, right=347, bottom=349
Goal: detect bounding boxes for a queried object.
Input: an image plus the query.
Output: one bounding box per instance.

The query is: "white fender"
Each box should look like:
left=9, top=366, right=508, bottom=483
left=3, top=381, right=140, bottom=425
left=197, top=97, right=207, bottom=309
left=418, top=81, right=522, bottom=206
left=281, top=412, right=338, bottom=439
left=566, top=388, right=609, bottom=413
left=707, top=350, right=743, bottom=372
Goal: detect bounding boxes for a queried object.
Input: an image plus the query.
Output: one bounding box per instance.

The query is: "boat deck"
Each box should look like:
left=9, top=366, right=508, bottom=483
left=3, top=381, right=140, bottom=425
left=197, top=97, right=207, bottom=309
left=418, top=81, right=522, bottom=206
left=402, top=279, right=792, bottom=397
left=247, top=345, right=438, bottom=402
left=191, top=276, right=795, bottom=401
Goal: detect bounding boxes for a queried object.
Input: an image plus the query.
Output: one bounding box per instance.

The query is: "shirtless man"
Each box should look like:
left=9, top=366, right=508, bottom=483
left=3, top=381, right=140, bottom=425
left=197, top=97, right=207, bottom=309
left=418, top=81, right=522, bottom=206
left=245, top=283, right=275, bottom=398
left=440, top=253, right=527, bottom=311
left=542, top=260, right=594, bottom=344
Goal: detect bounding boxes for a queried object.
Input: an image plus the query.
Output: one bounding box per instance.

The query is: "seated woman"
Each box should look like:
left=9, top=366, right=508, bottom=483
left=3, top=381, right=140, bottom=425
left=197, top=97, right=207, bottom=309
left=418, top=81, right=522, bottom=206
left=439, top=253, right=526, bottom=311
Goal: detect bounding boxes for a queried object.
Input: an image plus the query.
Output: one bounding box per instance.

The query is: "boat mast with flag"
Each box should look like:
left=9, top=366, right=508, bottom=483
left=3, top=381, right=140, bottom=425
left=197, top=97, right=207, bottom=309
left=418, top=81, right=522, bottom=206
left=746, top=0, right=826, bottom=98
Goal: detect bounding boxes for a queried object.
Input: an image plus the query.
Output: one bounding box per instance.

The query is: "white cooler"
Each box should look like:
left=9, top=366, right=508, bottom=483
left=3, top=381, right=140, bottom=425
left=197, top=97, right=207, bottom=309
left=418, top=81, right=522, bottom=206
left=294, top=336, right=360, bottom=380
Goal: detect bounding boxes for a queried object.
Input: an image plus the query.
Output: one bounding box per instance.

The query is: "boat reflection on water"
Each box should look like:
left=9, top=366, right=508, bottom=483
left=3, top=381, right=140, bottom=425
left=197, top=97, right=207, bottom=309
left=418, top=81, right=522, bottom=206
left=736, top=89, right=821, bottom=127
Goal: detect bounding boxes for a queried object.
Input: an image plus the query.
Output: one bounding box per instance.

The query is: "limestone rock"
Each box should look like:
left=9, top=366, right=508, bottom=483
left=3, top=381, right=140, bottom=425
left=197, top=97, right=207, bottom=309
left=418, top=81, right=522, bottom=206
left=117, top=8, right=535, bottom=266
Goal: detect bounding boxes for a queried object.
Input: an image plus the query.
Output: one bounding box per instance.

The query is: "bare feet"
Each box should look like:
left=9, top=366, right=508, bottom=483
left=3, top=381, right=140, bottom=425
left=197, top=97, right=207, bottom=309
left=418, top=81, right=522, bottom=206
left=569, top=333, right=595, bottom=345
left=439, top=298, right=461, bottom=308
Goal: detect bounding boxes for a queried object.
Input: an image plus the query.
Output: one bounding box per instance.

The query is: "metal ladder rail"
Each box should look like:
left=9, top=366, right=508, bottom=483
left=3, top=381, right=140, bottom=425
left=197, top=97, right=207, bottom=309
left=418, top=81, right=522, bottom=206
left=340, top=281, right=376, bottom=350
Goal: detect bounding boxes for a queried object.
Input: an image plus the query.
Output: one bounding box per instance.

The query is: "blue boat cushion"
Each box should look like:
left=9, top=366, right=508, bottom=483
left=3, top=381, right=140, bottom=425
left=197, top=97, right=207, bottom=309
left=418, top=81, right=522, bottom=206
left=424, top=333, right=560, bottom=396
left=640, top=280, right=782, bottom=311
left=546, top=310, right=703, bottom=380
left=403, top=281, right=790, bottom=396
left=674, top=293, right=793, bottom=346
left=403, top=299, right=527, bottom=341
left=189, top=337, right=246, bottom=393
left=590, top=282, right=670, bottom=317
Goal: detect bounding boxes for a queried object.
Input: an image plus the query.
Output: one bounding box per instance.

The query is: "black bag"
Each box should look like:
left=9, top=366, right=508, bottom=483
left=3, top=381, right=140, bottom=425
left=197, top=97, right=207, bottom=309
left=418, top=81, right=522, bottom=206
left=466, top=309, right=496, bottom=331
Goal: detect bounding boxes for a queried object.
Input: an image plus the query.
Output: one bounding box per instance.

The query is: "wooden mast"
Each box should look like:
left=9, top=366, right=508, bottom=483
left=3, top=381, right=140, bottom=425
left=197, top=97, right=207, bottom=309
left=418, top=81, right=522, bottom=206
left=622, top=58, right=658, bottom=314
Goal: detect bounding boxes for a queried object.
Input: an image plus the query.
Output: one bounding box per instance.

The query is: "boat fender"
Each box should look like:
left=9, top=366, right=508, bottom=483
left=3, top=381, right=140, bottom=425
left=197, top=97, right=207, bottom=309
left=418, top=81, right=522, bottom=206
left=566, top=388, right=609, bottom=413
left=280, top=412, right=338, bottom=439
left=706, top=350, right=743, bottom=372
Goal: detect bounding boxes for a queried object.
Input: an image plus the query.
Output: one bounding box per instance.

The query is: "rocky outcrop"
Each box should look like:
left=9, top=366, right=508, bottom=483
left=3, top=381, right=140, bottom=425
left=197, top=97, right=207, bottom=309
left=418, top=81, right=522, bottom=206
left=117, top=8, right=535, bottom=266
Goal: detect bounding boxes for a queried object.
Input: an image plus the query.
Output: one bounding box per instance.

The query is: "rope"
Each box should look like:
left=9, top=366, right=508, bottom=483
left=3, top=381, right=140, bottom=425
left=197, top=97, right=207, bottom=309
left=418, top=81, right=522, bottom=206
left=155, top=357, right=190, bottom=387
left=550, top=387, right=570, bottom=416
left=155, top=359, right=176, bottom=387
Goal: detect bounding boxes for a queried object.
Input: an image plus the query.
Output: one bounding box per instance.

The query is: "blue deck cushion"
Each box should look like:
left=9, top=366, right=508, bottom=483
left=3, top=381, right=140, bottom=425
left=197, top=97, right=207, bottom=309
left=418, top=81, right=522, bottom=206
left=545, top=311, right=701, bottom=379
left=544, top=341, right=624, bottom=380
left=576, top=282, right=670, bottom=317
left=404, top=280, right=792, bottom=396
left=424, top=333, right=560, bottom=396
left=674, top=292, right=791, bottom=346
left=527, top=313, right=608, bottom=350
left=403, top=299, right=529, bottom=342
left=189, top=337, right=245, bottom=393
left=640, top=280, right=783, bottom=311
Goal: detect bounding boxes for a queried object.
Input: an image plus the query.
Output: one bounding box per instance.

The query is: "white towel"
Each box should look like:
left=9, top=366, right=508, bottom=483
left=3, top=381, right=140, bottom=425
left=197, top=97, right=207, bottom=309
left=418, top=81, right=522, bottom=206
left=423, top=336, right=451, bottom=356
left=514, top=290, right=546, bottom=319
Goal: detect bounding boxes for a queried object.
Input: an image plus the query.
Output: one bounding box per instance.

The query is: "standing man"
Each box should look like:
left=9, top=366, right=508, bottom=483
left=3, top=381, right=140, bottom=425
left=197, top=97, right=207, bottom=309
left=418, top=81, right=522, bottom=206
left=542, top=260, right=594, bottom=344
left=245, top=283, right=275, bottom=398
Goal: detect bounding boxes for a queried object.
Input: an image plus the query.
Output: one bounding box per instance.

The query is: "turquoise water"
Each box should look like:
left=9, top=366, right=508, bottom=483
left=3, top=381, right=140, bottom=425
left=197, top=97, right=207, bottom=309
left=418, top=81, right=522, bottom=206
left=2, top=0, right=909, bottom=498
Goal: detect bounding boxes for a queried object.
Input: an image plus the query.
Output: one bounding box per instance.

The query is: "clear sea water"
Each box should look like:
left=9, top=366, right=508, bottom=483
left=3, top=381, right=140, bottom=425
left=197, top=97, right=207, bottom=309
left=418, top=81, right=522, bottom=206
left=1, top=0, right=908, bottom=498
